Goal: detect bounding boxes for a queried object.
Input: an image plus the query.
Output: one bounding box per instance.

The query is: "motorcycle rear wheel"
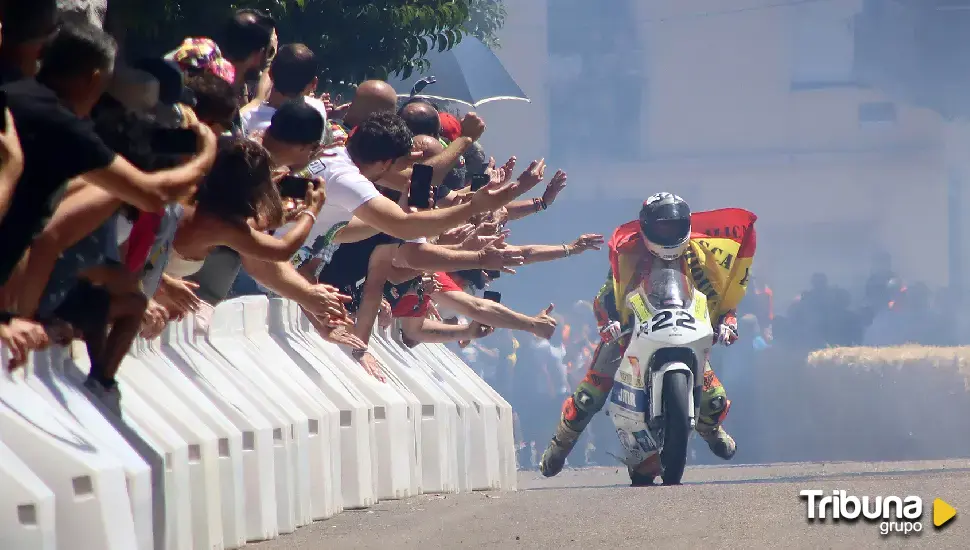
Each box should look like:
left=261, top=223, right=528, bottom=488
left=660, top=371, right=691, bottom=485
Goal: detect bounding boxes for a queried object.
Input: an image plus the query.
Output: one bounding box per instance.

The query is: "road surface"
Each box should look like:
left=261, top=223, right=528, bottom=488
left=252, top=459, right=969, bottom=549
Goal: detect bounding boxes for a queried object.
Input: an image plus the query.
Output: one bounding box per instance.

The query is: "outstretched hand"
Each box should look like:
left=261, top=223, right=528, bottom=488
left=470, top=158, right=548, bottom=213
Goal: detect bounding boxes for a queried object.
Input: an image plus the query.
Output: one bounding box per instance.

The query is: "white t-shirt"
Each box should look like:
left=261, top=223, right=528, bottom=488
left=275, top=147, right=380, bottom=267
left=241, top=96, right=331, bottom=142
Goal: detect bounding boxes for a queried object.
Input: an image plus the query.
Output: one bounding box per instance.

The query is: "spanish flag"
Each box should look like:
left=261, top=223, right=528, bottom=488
left=608, top=208, right=758, bottom=324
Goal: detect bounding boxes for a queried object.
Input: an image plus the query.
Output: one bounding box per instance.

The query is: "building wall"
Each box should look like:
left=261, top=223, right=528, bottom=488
left=483, top=0, right=950, bottom=300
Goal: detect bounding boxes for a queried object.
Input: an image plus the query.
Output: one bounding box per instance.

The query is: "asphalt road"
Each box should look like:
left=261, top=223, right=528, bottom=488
left=251, top=459, right=969, bottom=549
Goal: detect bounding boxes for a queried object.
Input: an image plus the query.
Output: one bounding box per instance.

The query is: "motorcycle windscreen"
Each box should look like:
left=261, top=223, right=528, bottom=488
left=642, top=257, right=695, bottom=311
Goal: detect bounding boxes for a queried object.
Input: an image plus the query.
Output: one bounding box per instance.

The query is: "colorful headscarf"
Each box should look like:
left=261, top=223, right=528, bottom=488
left=165, top=37, right=236, bottom=85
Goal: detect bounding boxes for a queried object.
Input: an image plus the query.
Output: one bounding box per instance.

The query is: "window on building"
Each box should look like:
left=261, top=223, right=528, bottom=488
left=789, top=1, right=862, bottom=89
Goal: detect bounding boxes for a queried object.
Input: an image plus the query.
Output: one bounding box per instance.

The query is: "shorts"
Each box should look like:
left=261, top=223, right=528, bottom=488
left=48, top=279, right=111, bottom=335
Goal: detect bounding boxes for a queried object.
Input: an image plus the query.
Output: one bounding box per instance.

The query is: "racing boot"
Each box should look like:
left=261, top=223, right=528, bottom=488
left=539, top=425, right=580, bottom=477
left=697, top=425, right=737, bottom=460
left=697, top=364, right=736, bottom=460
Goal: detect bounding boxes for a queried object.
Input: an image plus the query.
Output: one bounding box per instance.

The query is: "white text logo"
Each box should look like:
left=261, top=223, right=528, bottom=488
left=799, top=490, right=923, bottom=536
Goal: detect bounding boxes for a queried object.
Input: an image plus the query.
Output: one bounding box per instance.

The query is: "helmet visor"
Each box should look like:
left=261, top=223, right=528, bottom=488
left=644, top=219, right=690, bottom=247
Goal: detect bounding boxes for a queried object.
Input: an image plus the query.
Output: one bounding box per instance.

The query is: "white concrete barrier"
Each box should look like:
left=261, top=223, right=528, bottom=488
left=0, top=438, right=56, bottom=550
left=0, top=296, right=516, bottom=549
left=0, top=351, right=138, bottom=550
left=419, top=343, right=518, bottom=491
left=111, top=382, right=193, bottom=550
left=26, top=347, right=156, bottom=550
left=206, top=302, right=304, bottom=533
left=119, top=343, right=226, bottom=550
left=371, top=326, right=460, bottom=495
left=291, top=304, right=416, bottom=501
left=238, top=297, right=341, bottom=519
left=158, top=316, right=280, bottom=542
left=266, top=299, right=376, bottom=510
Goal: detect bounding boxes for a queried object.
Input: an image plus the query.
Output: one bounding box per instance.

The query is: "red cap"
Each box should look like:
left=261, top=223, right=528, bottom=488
left=439, top=112, right=462, bottom=142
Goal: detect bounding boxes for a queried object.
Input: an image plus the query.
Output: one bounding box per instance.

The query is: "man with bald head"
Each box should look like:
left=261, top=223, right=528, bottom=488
left=335, top=79, right=399, bottom=130
left=399, top=99, right=441, bottom=137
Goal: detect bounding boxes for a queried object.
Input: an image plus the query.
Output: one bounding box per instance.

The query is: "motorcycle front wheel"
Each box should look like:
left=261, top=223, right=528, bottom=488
left=660, top=370, right=691, bottom=485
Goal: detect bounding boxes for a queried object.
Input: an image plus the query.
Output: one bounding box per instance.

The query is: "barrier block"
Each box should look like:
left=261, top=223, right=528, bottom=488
left=195, top=312, right=301, bottom=534
left=405, top=342, right=503, bottom=491
left=118, top=345, right=226, bottom=550
left=0, top=439, right=56, bottom=550
left=27, top=347, right=156, bottom=550
left=237, top=297, right=341, bottom=520
left=133, top=336, right=248, bottom=549
left=422, top=343, right=518, bottom=491
left=0, top=352, right=138, bottom=550
left=371, top=328, right=460, bottom=494
left=206, top=298, right=313, bottom=528
left=112, top=382, right=193, bottom=550
left=267, top=299, right=376, bottom=510
left=291, top=303, right=416, bottom=501
left=159, top=316, right=281, bottom=542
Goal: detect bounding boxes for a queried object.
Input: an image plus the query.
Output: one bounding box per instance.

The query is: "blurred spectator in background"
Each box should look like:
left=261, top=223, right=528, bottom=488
left=738, top=274, right=772, bottom=339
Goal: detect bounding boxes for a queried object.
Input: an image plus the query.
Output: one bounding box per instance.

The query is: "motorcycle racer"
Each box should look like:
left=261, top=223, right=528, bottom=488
left=539, top=192, right=758, bottom=480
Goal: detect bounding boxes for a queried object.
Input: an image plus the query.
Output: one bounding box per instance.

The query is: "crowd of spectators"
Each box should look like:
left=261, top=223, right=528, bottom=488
left=734, top=252, right=958, bottom=355
left=0, top=1, right=606, bottom=422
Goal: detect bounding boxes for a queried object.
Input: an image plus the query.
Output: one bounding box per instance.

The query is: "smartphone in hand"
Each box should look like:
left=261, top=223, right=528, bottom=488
left=483, top=290, right=502, bottom=303
left=408, top=163, right=434, bottom=209
left=278, top=175, right=317, bottom=199
left=150, top=128, right=197, bottom=155
left=470, top=173, right=490, bottom=192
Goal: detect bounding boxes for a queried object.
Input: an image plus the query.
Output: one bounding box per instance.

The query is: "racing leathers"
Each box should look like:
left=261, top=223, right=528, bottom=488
left=539, top=262, right=737, bottom=478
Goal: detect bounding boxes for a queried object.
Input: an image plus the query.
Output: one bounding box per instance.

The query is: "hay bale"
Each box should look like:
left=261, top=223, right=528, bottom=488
left=807, top=345, right=970, bottom=389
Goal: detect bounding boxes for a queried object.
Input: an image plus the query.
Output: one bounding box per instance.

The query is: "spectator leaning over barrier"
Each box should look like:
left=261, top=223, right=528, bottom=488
left=276, top=112, right=547, bottom=376
left=162, top=137, right=322, bottom=296
left=391, top=274, right=495, bottom=347
left=0, top=20, right=216, bottom=362
left=313, top=169, right=527, bottom=378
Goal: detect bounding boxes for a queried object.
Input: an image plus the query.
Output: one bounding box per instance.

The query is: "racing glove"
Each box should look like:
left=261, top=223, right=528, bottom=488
left=599, top=320, right=622, bottom=343
left=716, top=312, right=739, bottom=346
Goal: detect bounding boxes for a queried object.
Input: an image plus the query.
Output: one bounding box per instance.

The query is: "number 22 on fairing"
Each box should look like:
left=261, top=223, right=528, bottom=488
left=637, top=310, right=696, bottom=336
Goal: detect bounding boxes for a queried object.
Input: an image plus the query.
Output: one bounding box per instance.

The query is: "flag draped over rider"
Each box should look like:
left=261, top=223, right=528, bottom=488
left=607, top=208, right=758, bottom=324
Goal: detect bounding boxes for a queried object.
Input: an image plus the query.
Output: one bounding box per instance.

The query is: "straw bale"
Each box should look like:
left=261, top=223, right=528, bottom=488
left=807, top=345, right=970, bottom=388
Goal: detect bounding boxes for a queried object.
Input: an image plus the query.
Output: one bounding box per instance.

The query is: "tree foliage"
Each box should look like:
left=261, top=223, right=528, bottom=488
left=111, top=0, right=507, bottom=87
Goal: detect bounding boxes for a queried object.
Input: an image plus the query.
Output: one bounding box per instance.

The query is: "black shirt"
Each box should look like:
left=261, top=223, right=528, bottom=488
left=0, top=79, right=116, bottom=284
left=318, top=232, right=402, bottom=314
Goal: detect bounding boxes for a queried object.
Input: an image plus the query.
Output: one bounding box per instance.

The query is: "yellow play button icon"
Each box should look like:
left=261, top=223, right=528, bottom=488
left=933, top=498, right=956, bottom=528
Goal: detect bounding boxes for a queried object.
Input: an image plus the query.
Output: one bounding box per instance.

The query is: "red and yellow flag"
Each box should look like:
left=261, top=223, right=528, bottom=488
left=607, top=208, right=758, bottom=323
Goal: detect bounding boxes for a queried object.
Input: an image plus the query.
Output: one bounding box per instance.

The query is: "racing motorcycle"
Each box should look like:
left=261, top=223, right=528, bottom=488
left=606, top=256, right=713, bottom=485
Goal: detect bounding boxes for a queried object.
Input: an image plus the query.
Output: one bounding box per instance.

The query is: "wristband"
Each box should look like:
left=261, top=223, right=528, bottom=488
left=539, top=198, right=548, bottom=211
left=351, top=348, right=367, bottom=360
left=532, top=197, right=541, bottom=213
left=299, top=210, right=317, bottom=223
left=563, top=244, right=571, bottom=257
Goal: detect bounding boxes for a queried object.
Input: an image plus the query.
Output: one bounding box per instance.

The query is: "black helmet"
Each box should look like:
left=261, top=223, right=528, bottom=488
left=639, top=193, right=692, bottom=260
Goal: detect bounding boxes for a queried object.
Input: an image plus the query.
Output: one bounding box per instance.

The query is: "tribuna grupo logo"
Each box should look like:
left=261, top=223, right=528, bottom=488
left=799, top=490, right=923, bottom=536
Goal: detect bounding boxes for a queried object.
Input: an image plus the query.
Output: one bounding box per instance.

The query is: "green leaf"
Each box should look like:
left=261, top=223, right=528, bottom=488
left=117, top=0, right=507, bottom=86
